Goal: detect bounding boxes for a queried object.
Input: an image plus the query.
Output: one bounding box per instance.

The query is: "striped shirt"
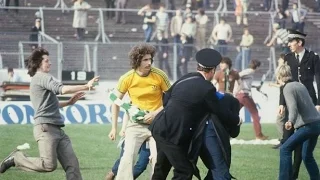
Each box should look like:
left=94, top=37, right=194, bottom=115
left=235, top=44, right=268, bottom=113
left=156, top=11, right=169, bottom=30
left=275, top=28, right=289, bottom=44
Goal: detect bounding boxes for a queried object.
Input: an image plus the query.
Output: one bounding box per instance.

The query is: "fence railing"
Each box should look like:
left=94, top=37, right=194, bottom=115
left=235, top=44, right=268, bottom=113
left=11, top=41, right=277, bottom=82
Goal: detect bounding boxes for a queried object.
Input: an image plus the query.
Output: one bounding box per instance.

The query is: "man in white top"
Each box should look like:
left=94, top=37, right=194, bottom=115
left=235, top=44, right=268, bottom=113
left=212, top=18, right=232, bottom=56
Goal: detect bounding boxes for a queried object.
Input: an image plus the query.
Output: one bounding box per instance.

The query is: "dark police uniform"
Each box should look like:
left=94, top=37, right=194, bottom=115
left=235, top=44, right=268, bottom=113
left=149, top=49, right=240, bottom=180
left=279, top=29, right=320, bottom=180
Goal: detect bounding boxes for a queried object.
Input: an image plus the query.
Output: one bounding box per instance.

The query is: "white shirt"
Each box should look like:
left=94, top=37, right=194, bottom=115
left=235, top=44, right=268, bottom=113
left=295, top=48, right=305, bottom=63
left=212, top=23, right=232, bottom=40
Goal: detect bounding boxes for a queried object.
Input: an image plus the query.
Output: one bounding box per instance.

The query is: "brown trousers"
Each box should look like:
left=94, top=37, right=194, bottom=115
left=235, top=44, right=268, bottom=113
left=14, top=124, right=82, bottom=180
left=236, top=93, right=263, bottom=137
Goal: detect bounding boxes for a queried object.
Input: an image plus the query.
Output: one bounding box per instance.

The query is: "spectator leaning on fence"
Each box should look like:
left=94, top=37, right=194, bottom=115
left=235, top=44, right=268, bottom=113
left=72, top=0, right=91, bottom=41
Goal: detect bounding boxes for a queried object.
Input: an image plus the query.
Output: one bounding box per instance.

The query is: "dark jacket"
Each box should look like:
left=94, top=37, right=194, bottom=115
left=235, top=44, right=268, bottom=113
left=280, top=49, right=320, bottom=105
left=188, top=93, right=241, bottom=178
left=149, top=72, right=240, bottom=146
left=29, top=26, right=41, bottom=42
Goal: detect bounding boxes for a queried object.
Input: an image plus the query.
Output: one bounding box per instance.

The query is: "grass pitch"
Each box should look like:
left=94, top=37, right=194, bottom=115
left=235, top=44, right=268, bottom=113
left=0, top=124, right=319, bottom=180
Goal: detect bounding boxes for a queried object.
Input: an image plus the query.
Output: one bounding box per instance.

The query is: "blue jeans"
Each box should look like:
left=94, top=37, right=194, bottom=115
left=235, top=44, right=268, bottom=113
left=279, top=121, right=320, bottom=180
left=216, top=40, right=227, bottom=56
left=112, top=141, right=150, bottom=179
left=200, top=122, right=232, bottom=180
left=144, top=26, right=153, bottom=42
left=235, top=48, right=251, bottom=71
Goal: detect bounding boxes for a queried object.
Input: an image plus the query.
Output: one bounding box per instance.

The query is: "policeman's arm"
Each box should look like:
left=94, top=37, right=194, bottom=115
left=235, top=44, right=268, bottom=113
left=314, top=54, right=320, bottom=105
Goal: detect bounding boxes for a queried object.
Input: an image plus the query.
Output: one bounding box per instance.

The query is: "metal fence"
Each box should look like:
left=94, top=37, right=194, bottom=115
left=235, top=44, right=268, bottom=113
left=0, top=41, right=277, bottom=82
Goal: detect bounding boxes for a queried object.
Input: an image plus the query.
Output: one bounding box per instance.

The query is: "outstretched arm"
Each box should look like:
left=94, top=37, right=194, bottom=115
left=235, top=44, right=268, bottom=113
left=59, top=92, right=85, bottom=108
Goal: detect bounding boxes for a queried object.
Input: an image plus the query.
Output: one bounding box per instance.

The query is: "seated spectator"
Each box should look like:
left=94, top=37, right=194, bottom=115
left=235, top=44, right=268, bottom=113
left=7, top=68, right=22, bottom=82
left=29, top=18, right=42, bottom=50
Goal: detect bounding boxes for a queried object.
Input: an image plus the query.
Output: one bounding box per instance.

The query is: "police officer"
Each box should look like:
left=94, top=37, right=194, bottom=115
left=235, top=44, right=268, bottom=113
left=278, top=29, right=320, bottom=179
left=149, top=48, right=240, bottom=180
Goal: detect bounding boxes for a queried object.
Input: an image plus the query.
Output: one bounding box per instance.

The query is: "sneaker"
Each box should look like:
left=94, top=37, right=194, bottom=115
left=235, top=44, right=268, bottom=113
left=0, top=153, right=16, bottom=174
left=105, top=171, right=115, bottom=180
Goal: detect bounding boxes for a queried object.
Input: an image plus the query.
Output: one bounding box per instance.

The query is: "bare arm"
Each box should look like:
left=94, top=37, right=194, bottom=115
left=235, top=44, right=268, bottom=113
left=59, top=92, right=85, bottom=108
left=109, top=90, right=125, bottom=140
left=61, top=76, right=99, bottom=95
left=266, top=34, right=277, bottom=46
left=138, top=5, right=148, bottom=16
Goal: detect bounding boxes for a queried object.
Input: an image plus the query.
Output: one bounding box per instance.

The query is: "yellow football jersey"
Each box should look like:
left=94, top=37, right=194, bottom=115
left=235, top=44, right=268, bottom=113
left=117, top=67, right=171, bottom=111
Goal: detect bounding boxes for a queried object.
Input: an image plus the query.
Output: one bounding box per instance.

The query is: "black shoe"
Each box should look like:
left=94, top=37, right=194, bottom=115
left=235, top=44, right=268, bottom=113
left=0, top=152, right=16, bottom=174
left=272, top=143, right=281, bottom=149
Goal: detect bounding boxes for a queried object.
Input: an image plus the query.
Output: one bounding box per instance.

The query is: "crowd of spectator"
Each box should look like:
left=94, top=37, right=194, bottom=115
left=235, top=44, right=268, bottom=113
left=1, top=0, right=317, bottom=78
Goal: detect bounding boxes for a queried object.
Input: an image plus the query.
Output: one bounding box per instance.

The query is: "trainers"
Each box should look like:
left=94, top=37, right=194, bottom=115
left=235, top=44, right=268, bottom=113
left=0, top=155, right=15, bottom=174
left=105, top=171, right=115, bottom=180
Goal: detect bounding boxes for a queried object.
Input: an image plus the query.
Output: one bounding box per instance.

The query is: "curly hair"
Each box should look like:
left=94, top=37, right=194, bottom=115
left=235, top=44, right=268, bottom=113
left=25, top=47, right=49, bottom=77
left=128, top=43, right=156, bottom=69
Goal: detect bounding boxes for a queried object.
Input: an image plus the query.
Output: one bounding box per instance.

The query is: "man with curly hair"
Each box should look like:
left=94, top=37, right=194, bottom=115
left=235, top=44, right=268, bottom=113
left=108, top=43, right=171, bottom=180
left=0, top=48, right=99, bottom=180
